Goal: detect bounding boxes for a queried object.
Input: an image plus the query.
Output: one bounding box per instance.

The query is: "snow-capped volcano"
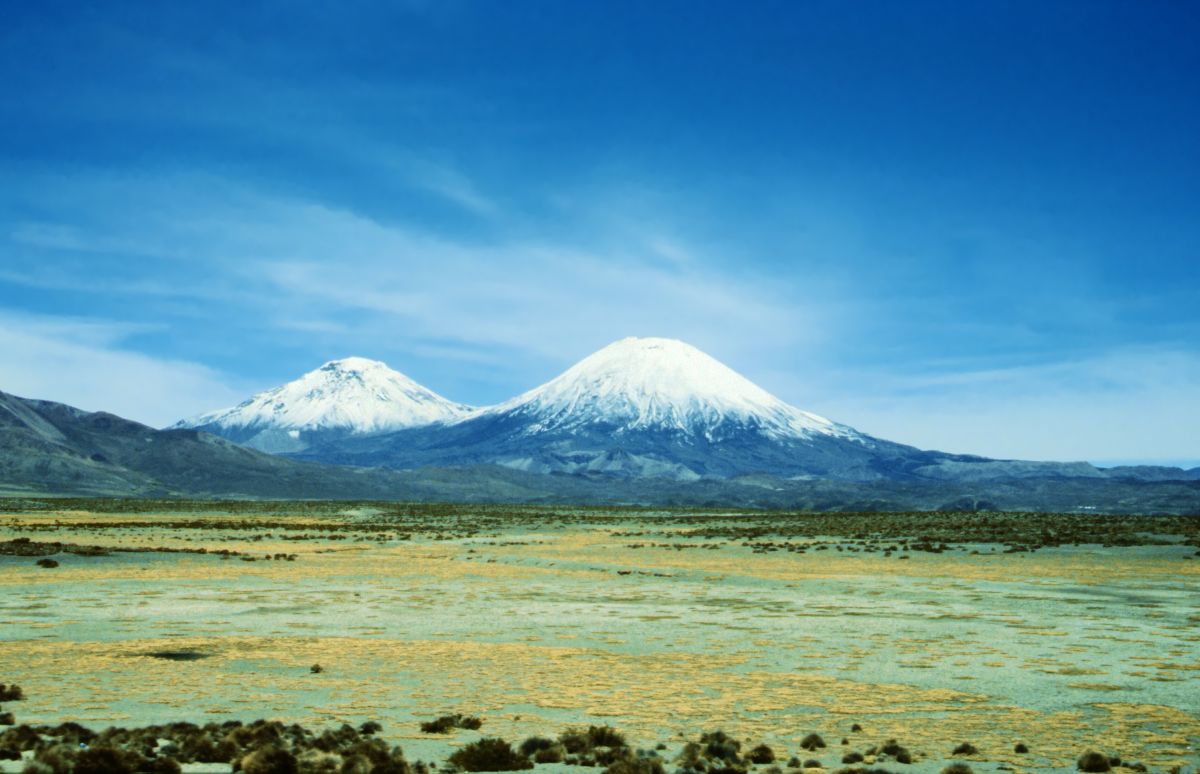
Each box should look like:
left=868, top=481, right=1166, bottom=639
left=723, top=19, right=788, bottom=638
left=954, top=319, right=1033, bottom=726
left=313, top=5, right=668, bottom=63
left=482, top=336, right=858, bottom=440
left=290, top=338, right=896, bottom=480
left=174, top=357, right=469, bottom=452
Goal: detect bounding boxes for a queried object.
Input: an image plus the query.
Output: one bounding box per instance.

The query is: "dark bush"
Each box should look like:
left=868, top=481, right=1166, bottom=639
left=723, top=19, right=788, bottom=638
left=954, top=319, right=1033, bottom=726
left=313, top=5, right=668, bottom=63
left=803, top=762, right=822, bottom=770
left=560, top=731, right=591, bottom=755
left=534, top=746, right=565, bottom=764
left=786, top=758, right=801, bottom=768
left=36, top=559, right=59, bottom=568
left=748, top=745, right=775, bottom=764
left=1077, top=752, right=1112, bottom=773
left=588, top=727, right=626, bottom=750
left=0, top=724, right=41, bottom=751
left=421, top=715, right=483, bottom=734
left=850, top=725, right=862, bottom=733
left=0, top=747, right=19, bottom=761
left=800, top=735, right=826, bottom=752
left=75, top=745, right=138, bottom=774
left=676, top=741, right=704, bottom=770
left=941, top=765, right=972, bottom=774
left=700, top=731, right=742, bottom=764
left=603, top=754, right=664, bottom=774
left=841, top=753, right=863, bottom=765
left=951, top=744, right=977, bottom=756
left=1014, top=744, right=1028, bottom=754
left=35, top=744, right=80, bottom=773
left=519, top=737, right=555, bottom=756
left=0, top=713, right=13, bottom=726
left=360, top=721, right=383, bottom=736
left=241, top=746, right=299, bottom=774
left=0, top=685, right=23, bottom=702
left=878, top=740, right=910, bottom=764
left=447, top=738, right=533, bottom=772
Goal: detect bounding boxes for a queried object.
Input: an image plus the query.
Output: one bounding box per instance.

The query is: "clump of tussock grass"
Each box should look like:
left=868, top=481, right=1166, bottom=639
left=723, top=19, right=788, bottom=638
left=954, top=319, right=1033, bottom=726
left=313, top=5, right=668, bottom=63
left=602, top=751, right=665, bottom=774
left=1077, top=752, right=1113, bottom=773
left=240, top=745, right=298, bottom=774
left=557, top=726, right=628, bottom=765
left=421, top=714, right=483, bottom=734
left=800, top=735, right=826, bottom=752
left=519, top=736, right=565, bottom=763
left=447, top=738, right=532, bottom=772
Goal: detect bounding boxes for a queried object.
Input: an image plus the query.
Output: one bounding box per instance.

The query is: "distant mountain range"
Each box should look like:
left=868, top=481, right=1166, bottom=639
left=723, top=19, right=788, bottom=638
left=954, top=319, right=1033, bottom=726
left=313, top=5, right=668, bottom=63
left=2, top=337, right=1197, bottom=511
left=178, top=337, right=1199, bottom=485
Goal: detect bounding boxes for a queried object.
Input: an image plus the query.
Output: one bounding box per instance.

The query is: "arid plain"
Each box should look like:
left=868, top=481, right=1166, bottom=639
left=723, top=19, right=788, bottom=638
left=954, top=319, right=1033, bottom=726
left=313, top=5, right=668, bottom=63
left=1, top=502, right=1197, bottom=773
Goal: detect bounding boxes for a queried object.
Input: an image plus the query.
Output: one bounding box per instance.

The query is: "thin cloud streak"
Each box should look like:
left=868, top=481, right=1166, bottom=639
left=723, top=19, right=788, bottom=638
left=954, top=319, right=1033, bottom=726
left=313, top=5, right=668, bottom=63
left=0, top=312, right=249, bottom=428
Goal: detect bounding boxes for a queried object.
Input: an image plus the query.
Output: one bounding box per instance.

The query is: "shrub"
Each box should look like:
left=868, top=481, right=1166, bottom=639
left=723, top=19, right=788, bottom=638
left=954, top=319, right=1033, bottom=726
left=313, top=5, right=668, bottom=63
left=1, top=725, right=42, bottom=751
left=447, top=738, right=533, bottom=772
left=748, top=745, right=775, bottom=764
left=589, top=727, right=627, bottom=750
left=850, top=725, right=862, bottom=733
left=0, top=686, right=23, bottom=702
left=35, top=559, right=59, bottom=568
left=800, top=735, right=826, bottom=752
left=534, top=747, right=565, bottom=764
left=560, top=730, right=592, bottom=755
left=841, top=753, right=863, bottom=765
left=604, top=755, right=664, bottom=774
left=75, top=746, right=140, bottom=774
left=0, top=714, right=13, bottom=726
left=1014, top=744, right=1028, bottom=754
left=1077, top=752, right=1112, bottom=773
left=803, top=762, right=822, bottom=770
left=701, top=731, right=742, bottom=763
left=519, top=737, right=555, bottom=756
left=786, top=758, right=802, bottom=768
left=360, top=722, right=383, bottom=736
left=676, top=742, right=704, bottom=770
left=35, top=744, right=80, bottom=773
left=422, top=715, right=483, bottom=734
left=941, top=765, right=973, bottom=774
left=951, top=744, right=977, bottom=756
left=241, top=746, right=299, bottom=774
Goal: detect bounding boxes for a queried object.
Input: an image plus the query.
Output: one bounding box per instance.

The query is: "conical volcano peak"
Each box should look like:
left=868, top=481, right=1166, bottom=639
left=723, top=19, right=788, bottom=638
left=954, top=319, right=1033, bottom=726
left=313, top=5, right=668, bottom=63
left=175, top=356, right=470, bottom=435
left=319, top=356, right=390, bottom=372
left=486, top=337, right=857, bottom=440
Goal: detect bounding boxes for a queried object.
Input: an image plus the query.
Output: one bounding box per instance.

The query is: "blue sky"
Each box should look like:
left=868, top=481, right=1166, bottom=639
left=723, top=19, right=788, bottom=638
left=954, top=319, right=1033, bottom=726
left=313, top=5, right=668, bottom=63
left=1, top=1, right=1197, bottom=465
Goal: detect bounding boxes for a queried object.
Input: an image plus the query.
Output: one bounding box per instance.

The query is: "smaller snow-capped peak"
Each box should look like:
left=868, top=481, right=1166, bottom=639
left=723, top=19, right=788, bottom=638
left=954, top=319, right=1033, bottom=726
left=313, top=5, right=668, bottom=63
left=482, top=337, right=858, bottom=440
left=176, top=357, right=470, bottom=434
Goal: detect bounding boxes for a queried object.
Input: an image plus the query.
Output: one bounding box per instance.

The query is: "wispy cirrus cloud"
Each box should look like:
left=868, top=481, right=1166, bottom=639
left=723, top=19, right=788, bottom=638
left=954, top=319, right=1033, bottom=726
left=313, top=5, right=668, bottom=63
left=0, top=311, right=249, bottom=427
left=791, top=347, right=1200, bottom=464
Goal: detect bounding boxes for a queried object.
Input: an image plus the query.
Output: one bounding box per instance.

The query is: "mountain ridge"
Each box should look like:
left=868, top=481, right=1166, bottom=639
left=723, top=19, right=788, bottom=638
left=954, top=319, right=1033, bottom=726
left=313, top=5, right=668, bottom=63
left=3, top=388, right=1198, bottom=511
